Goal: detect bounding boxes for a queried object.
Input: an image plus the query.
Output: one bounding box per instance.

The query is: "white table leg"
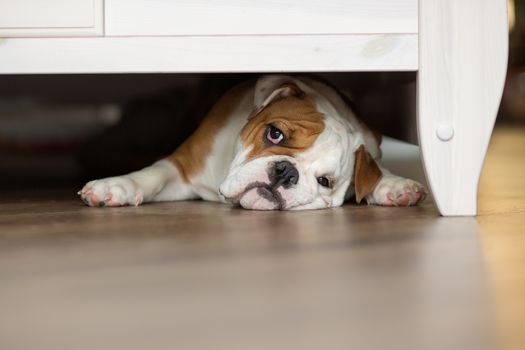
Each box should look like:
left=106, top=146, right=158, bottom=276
left=417, top=0, right=508, bottom=216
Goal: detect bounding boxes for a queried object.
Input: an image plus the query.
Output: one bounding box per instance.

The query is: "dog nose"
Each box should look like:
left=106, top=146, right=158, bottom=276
left=272, top=160, right=299, bottom=187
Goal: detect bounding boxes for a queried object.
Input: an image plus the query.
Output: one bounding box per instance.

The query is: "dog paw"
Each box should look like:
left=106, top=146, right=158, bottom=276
left=78, top=177, right=143, bottom=207
left=368, top=176, right=427, bottom=207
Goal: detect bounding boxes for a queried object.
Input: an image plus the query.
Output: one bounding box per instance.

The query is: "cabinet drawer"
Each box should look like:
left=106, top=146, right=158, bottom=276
left=105, top=0, right=418, bottom=36
left=0, top=0, right=103, bottom=37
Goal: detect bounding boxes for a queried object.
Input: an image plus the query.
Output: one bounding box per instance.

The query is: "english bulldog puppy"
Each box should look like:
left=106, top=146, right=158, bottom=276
left=79, top=75, right=426, bottom=210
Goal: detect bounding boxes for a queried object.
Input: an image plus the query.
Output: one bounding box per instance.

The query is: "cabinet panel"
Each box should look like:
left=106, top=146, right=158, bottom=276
left=0, top=35, right=418, bottom=74
left=0, top=0, right=103, bottom=37
left=105, top=0, right=418, bottom=36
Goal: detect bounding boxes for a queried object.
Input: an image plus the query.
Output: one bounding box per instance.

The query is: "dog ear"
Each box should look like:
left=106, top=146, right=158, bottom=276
left=353, top=144, right=382, bottom=203
left=253, top=75, right=305, bottom=115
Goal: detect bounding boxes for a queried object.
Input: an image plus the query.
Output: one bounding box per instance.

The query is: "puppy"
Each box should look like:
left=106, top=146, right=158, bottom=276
left=79, top=75, right=426, bottom=210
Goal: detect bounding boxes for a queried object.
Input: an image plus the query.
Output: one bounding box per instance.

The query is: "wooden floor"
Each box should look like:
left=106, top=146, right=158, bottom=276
left=0, top=127, right=524, bottom=350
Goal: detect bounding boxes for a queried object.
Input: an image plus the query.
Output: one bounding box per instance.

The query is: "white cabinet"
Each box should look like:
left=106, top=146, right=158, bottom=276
left=0, top=0, right=103, bottom=37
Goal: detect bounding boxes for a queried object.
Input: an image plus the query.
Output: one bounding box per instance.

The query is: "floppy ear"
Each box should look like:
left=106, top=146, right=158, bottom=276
left=353, top=144, right=383, bottom=203
left=253, top=75, right=305, bottom=114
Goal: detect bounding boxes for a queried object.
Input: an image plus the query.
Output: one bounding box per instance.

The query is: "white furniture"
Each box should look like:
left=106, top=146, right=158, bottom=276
left=0, top=0, right=508, bottom=216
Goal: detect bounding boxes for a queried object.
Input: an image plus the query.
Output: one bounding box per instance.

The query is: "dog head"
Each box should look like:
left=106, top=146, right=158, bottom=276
left=219, top=75, right=382, bottom=210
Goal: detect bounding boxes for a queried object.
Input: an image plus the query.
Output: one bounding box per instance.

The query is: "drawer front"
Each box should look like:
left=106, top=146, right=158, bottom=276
left=105, top=0, right=418, bottom=36
left=0, top=0, right=103, bottom=37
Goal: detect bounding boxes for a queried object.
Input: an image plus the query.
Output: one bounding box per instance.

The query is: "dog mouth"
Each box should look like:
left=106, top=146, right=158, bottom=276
left=226, top=181, right=286, bottom=210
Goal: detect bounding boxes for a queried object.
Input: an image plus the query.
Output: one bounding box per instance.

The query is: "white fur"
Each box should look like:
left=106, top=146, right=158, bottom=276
left=366, top=167, right=427, bottom=206
left=79, top=160, right=194, bottom=207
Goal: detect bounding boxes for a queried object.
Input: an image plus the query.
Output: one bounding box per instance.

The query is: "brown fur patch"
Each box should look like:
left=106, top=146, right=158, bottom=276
left=278, top=82, right=306, bottom=99
left=241, top=96, right=325, bottom=160
left=354, top=145, right=382, bottom=203
left=168, top=82, right=248, bottom=182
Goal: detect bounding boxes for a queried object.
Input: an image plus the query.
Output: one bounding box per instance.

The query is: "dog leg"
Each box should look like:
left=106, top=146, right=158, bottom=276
left=79, top=160, right=196, bottom=207
left=366, top=168, right=427, bottom=207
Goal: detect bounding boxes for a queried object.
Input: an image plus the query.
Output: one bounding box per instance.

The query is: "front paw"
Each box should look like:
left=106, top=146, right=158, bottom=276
left=78, top=177, right=143, bottom=207
left=368, top=176, right=427, bottom=207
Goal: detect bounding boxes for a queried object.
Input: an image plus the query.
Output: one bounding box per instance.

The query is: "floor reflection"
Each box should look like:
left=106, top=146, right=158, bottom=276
left=478, top=127, right=525, bottom=350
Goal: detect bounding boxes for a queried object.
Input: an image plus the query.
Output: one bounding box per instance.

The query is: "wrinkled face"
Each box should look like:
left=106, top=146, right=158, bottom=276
left=219, top=94, right=356, bottom=210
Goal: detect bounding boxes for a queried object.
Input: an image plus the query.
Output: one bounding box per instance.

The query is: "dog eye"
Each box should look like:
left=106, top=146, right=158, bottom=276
left=317, top=176, right=331, bottom=188
left=266, top=125, right=285, bottom=145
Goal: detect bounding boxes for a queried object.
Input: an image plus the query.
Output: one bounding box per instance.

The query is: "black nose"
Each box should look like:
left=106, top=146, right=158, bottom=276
left=271, top=160, right=299, bottom=188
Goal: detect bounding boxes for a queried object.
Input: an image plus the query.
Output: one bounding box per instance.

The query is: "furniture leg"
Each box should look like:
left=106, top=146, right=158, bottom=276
left=417, top=0, right=508, bottom=216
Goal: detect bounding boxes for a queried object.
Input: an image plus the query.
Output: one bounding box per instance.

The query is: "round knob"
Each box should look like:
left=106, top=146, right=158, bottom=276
left=436, top=124, right=454, bottom=142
